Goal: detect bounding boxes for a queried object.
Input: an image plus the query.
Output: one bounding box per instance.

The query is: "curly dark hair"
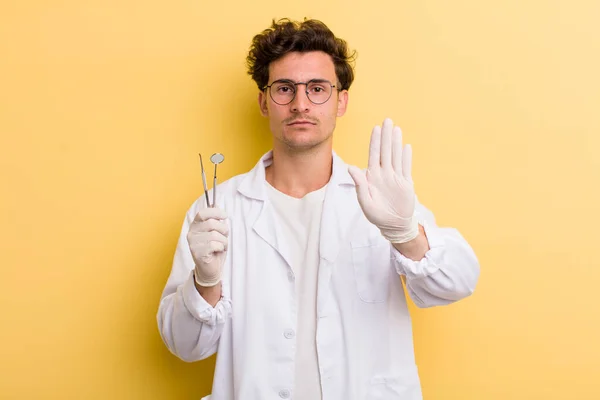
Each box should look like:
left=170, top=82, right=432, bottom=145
left=246, top=18, right=356, bottom=92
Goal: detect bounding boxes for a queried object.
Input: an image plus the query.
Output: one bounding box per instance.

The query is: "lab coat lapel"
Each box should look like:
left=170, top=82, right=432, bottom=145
left=319, top=152, right=358, bottom=263
left=253, top=201, right=294, bottom=271
left=317, top=153, right=360, bottom=314
left=238, top=151, right=294, bottom=271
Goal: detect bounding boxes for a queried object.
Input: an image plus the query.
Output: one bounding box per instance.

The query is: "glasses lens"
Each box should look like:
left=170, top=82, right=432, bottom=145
left=306, top=81, right=332, bottom=104
left=270, top=81, right=295, bottom=105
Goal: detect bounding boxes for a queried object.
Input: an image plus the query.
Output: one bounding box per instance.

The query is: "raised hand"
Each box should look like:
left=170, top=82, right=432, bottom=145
left=348, top=118, right=419, bottom=244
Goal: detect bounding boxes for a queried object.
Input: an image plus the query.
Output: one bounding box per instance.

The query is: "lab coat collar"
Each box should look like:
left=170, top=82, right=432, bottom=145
left=239, top=150, right=361, bottom=317
left=237, top=150, right=355, bottom=200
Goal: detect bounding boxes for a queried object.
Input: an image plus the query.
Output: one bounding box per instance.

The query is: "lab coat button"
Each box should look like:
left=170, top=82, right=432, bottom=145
left=284, top=329, right=295, bottom=339
left=279, top=389, right=291, bottom=398
left=287, top=271, right=294, bottom=280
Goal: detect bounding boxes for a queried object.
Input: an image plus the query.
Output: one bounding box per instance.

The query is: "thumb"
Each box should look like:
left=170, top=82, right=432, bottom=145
left=348, top=166, right=371, bottom=209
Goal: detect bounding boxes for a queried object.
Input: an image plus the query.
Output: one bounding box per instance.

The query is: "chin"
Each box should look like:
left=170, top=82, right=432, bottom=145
left=282, top=137, right=329, bottom=152
left=276, top=126, right=332, bottom=151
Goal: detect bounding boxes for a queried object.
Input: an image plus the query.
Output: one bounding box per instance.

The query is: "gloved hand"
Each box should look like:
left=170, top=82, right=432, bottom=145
left=187, top=207, right=229, bottom=287
left=348, top=118, right=419, bottom=244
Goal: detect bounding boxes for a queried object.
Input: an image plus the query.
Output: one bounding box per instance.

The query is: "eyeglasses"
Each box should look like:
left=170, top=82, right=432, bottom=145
left=263, top=79, right=338, bottom=105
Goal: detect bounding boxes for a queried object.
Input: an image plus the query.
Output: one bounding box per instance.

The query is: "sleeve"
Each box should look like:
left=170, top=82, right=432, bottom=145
left=391, top=198, right=480, bottom=308
left=156, top=200, right=232, bottom=362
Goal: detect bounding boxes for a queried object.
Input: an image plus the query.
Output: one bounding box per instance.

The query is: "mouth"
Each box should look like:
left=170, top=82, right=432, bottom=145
left=287, top=120, right=317, bottom=126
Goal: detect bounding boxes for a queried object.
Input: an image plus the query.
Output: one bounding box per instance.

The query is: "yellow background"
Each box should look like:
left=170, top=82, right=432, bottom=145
left=1, top=0, right=599, bottom=398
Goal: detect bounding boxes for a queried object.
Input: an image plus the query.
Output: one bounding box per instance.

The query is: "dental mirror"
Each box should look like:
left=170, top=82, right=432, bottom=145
left=210, top=153, right=224, bottom=165
left=210, top=153, right=224, bottom=207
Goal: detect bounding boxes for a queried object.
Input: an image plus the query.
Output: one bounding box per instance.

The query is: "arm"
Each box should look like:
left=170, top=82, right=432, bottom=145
left=348, top=118, right=479, bottom=308
left=156, top=203, right=232, bottom=362
left=391, top=201, right=480, bottom=308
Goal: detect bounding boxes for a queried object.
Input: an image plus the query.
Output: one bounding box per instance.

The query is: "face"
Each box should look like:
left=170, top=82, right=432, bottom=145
left=258, top=51, right=349, bottom=153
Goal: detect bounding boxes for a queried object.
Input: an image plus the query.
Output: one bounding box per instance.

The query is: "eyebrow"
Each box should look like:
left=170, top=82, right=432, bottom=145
left=272, top=78, right=332, bottom=83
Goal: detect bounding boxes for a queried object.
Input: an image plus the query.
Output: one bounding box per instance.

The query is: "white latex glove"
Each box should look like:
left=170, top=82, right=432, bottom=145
left=186, top=207, right=229, bottom=287
left=348, top=118, right=419, bottom=244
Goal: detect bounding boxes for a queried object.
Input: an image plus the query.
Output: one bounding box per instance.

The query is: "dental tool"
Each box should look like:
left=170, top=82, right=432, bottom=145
left=198, top=152, right=225, bottom=208
left=199, top=153, right=211, bottom=208
left=210, top=153, right=225, bottom=208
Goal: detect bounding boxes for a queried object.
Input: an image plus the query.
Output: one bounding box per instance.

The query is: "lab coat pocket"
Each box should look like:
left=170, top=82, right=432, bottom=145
left=351, top=240, right=392, bottom=303
left=367, top=371, right=422, bottom=400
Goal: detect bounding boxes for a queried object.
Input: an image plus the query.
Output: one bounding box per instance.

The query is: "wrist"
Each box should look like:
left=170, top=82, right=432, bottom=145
left=194, top=276, right=222, bottom=307
left=392, top=224, right=430, bottom=261
left=380, top=214, right=419, bottom=244
left=194, top=266, right=221, bottom=287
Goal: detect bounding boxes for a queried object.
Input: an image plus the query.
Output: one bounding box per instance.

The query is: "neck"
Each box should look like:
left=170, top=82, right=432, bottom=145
left=266, top=142, right=333, bottom=198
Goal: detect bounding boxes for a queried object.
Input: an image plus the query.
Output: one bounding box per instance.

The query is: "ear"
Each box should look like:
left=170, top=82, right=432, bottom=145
left=336, top=90, right=349, bottom=117
left=258, top=91, right=269, bottom=117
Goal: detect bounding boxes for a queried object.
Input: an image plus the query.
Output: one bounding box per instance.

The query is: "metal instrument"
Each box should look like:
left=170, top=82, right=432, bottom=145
left=198, top=152, right=225, bottom=208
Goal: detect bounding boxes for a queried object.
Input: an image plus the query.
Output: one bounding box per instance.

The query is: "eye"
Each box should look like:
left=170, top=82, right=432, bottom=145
left=275, top=84, right=295, bottom=93
left=308, top=83, right=328, bottom=93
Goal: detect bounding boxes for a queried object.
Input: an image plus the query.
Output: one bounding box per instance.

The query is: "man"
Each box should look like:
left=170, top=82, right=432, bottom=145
left=157, top=18, right=479, bottom=400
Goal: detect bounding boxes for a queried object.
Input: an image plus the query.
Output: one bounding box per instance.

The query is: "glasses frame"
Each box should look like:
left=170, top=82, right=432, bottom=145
left=263, top=79, right=340, bottom=105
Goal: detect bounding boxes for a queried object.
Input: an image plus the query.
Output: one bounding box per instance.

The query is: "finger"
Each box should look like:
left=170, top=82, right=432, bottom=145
left=192, top=218, right=229, bottom=237
left=380, top=118, right=393, bottom=168
left=194, top=207, right=228, bottom=223
left=402, top=144, right=413, bottom=182
left=207, top=219, right=229, bottom=236
left=368, top=125, right=381, bottom=170
left=348, top=165, right=372, bottom=209
left=208, top=240, right=226, bottom=253
left=208, top=231, right=228, bottom=251
left=392, top=125, right=403, bottom=177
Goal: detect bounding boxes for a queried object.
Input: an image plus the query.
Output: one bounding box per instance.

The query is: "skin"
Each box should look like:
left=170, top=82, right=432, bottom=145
left=259, top=51, right=348, bottom=198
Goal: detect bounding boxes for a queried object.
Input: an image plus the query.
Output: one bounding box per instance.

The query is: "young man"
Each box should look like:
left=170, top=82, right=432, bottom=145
left=157, top=18, right=479, bottom=400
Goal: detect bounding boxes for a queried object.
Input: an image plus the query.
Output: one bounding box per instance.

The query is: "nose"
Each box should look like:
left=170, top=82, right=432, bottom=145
left=290, top=85, right=310, bottom=113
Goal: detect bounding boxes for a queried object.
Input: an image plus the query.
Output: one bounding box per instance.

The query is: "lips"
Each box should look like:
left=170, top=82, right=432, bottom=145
left=288, top=120, right=316, bottom=125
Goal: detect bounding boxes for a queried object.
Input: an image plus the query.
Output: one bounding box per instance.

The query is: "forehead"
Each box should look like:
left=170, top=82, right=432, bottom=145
left=268, top=51, right=336, bottom=82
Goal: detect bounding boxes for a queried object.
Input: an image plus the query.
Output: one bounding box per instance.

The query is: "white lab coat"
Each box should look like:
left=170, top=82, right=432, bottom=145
left=157, top=151, right=480, bottom=400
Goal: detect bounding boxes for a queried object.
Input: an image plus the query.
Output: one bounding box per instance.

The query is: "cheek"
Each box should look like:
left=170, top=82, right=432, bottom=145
left=319, top=105, right=338, bottom=124
left=268, top=104, right=287, bottom=119
left=268, top=106, right=288, bottom=133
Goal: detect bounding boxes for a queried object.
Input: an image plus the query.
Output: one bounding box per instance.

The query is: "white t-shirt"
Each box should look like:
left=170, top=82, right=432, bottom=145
left=265, top=180, right=327, bottom=400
